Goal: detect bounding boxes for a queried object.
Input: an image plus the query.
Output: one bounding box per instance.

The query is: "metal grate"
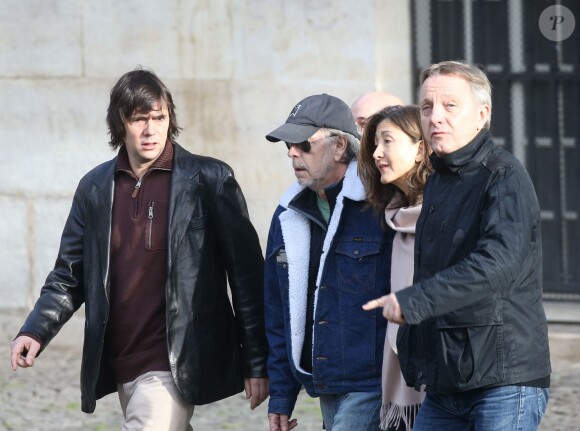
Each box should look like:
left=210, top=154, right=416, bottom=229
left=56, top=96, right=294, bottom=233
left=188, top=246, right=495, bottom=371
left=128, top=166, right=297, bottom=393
left=411, top=0, right=580, bottom=295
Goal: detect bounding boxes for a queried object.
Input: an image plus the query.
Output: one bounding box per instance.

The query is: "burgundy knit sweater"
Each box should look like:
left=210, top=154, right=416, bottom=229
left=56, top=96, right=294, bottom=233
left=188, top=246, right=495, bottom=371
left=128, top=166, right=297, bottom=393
left=105, top=142, right=173, bottom=384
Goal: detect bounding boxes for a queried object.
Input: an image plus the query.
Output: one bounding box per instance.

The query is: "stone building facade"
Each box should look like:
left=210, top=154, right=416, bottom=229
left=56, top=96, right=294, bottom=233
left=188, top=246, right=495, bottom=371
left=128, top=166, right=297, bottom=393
left=0, top=0, right=413, bottom=307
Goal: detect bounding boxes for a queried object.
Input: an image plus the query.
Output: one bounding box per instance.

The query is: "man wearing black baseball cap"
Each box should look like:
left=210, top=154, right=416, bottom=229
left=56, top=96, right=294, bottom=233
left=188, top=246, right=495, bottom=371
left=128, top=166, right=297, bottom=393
left=264, top=94, right=394, bottom=431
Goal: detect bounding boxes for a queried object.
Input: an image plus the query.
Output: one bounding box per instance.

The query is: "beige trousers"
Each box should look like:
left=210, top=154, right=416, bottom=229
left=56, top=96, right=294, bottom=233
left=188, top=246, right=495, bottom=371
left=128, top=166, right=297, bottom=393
left=117, top=371, right=194, bottom=431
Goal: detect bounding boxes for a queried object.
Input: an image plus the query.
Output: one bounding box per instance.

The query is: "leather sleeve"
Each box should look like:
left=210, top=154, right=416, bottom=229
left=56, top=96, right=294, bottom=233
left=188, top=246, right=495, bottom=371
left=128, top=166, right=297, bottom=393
left=18, top=184, right=87, bottom=351
left=213, top=169, right=268, bottom=377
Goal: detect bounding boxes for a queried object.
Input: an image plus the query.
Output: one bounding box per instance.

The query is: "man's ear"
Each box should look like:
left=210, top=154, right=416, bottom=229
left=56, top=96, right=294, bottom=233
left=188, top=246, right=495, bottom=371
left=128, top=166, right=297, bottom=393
left=415, top=140, right=424, bottom=163
left=334, top=135, right=348, bottom=162
left=477, top=104, right=491, bottom=130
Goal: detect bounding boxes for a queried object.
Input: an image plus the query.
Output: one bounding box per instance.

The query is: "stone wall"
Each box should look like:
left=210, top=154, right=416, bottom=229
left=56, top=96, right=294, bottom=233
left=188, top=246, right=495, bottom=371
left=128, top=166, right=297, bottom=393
left=0, top=0, right=412, bottom=307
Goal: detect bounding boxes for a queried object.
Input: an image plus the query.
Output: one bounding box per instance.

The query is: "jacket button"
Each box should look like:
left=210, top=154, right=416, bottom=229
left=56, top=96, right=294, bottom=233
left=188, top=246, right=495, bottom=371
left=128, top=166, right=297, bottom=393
left=318, top=320, right=328, bottom=325
left=417, top=372, right=423, bottom=379
left=320, top=285, right=327, bottom=289
left=429, top=206, right=434, bottom=213
left=353, top=250, right=360, bottom=255
left=316, top=356, right=327, bottom=361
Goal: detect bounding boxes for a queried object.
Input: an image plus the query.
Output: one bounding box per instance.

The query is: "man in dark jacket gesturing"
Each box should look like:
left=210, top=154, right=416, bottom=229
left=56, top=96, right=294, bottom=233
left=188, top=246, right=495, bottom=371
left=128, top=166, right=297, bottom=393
left=10, top=68, right=269, bottom=430
left=365, top=61, right=551, bottom=430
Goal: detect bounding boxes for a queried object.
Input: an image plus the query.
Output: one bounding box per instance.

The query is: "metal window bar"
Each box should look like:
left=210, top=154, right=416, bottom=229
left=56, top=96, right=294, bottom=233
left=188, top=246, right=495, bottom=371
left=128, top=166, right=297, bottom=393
left=411, top=0, right=580, bottom=296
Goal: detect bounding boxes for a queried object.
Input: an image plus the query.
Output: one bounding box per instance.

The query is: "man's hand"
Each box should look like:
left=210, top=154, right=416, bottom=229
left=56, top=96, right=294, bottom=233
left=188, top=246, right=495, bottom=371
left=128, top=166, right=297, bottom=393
left=268, top=413, right=298, bottom=431
left=10, top=335, right=41, bottom=371
left=362, top=293, right=406, bottom=325
left=244, top=377, right=269, bottom=410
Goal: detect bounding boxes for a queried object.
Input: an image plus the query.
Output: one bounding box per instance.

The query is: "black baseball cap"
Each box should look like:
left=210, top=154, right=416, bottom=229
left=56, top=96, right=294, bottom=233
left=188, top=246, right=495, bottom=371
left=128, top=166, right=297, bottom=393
left=266, top=93, right=360, bottom=143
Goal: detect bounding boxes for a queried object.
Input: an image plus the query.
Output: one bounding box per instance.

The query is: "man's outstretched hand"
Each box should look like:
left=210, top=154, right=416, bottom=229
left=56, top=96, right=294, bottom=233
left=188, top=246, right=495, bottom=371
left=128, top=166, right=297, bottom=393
left=362, top=293, right=406, bottom=325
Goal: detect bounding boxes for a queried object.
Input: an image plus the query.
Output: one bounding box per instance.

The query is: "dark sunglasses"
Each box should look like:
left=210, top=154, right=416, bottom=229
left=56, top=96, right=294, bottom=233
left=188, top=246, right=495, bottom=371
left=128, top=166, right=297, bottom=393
left=284, top=135, right=333, bottom=153
left=285, top=140, right=311, bottom=153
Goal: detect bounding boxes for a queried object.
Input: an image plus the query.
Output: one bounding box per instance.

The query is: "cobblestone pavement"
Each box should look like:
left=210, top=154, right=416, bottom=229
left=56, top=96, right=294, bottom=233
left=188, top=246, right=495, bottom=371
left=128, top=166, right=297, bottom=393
left=1, top=309, right=579, bottom=430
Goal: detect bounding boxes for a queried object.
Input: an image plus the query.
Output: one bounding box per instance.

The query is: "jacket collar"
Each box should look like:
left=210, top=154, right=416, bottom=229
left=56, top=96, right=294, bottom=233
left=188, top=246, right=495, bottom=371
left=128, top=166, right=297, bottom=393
left=430, top=129, right=492, bottom=174
left=277, top=160, right=365, bottom=374
left=287, top=179, right=344, bottom=230
left=279, top=160, right=364, bottom=208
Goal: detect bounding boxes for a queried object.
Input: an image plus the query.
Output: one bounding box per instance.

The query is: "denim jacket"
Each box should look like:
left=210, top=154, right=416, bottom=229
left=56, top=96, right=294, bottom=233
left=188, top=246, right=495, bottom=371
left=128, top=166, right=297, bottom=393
left=264, top=161, right=394, bottom=416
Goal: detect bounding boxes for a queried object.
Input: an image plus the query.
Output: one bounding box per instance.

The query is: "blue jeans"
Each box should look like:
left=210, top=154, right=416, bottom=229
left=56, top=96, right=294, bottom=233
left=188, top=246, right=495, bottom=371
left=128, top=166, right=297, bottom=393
left=319, top=392, right=381, bottom=430
left=413, top=386, right=549, bottom=431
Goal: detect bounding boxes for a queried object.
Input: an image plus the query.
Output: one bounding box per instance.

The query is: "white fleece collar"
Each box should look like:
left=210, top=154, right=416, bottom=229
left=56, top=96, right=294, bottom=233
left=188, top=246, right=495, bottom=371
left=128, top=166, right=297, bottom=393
left=278, top=160, right=364, bottom=373
left=279, top=161, right=364, bottom=209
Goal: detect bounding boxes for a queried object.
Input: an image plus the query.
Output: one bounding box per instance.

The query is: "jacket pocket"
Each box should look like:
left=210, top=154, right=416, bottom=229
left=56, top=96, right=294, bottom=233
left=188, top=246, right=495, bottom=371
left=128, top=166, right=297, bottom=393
left=435, top=320, right=505, bottom=388
left=145, top=199, right=169, bottom=251
left=334, top=240, right=380, bottom=294
left=274, top=249, right=290, bottom=304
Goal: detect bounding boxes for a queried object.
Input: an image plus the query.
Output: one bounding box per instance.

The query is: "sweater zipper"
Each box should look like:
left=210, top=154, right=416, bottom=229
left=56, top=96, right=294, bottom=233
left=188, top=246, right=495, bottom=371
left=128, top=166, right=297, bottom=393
left=147, top=201, right=154, bottom=250
left=131, top=177, right=142, bottom=199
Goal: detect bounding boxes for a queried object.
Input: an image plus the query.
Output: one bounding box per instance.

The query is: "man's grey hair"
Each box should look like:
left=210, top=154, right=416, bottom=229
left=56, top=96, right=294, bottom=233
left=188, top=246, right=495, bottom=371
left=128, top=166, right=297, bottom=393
left=321, top=128, right=359, bottom=163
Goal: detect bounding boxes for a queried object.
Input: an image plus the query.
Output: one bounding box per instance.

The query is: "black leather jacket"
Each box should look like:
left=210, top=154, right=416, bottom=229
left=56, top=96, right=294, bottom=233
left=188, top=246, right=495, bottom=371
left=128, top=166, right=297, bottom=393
left=19, top=143, right=268, bottom=413
left=396, top=130, right=551, bottom=393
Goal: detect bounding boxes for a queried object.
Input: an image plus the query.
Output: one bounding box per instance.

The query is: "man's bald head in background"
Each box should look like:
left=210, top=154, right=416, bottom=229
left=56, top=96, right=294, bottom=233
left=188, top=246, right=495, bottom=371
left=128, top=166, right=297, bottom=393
left=351, top=91, right=404, bottom=134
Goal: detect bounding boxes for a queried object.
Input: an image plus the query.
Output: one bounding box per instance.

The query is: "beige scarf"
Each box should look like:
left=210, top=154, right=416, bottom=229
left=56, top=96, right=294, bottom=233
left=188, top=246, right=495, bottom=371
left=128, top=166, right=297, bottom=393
left=380, top=193, right=425, bottom=431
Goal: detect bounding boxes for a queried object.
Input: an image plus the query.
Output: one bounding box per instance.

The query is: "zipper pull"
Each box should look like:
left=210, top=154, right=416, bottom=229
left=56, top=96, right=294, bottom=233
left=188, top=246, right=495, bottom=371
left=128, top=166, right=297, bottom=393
left=131, top=177, right=142, bottom=199
left=146, top=201, right=155, bottom=250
